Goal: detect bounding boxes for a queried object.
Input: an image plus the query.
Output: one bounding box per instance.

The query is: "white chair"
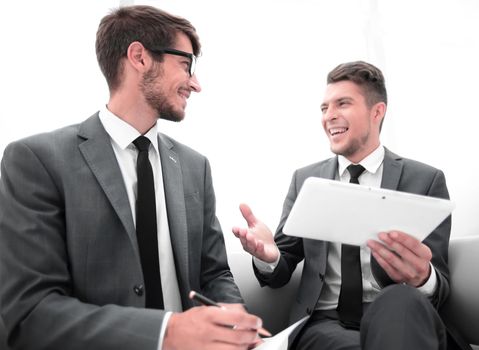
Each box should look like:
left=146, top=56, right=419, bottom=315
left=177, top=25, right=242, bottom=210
left=442, top=235, right=479, bottom=348
left=228, top=254, right=302, bottom=335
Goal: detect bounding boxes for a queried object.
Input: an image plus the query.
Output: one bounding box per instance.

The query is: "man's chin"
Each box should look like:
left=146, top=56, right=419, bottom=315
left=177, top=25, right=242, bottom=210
left=330, top=144, right=344, bottom=156
left=158, top=109, right=185, bottom=122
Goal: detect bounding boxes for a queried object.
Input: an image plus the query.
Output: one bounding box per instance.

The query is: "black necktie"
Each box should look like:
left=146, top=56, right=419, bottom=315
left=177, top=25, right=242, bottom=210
left=337, top=164, right=366, bottom=330
left=133, top=136, right=164, bottom=309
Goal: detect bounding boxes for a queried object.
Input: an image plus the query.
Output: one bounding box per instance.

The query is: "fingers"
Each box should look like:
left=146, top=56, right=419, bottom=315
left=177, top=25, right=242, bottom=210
left=232, top=226, right=248, bottom=239
left=367, top=231, right=432, bottom=286
left=378, top=231, right=432, bottom=261
left=219, top=303, right=246, bottom=312
left=219, top=304, right=272, bottom=337
left=209, top=307, right=263, bottom=345
left=243, top=231, right=261, bottom=254
left=239, top=203, right=257, bottom=228
left=231, top=226, right=264, bottom=257
left=232, top=204, right=278, bottom=262
left=249, top=337, right=264, bottom=349
left=165, top=306, right=262, bottom=349
left=211, top=322, right=258, bottom=345
left=369, top=245, right=414, bottom=283
left=232, top=227, right=253, bottom=247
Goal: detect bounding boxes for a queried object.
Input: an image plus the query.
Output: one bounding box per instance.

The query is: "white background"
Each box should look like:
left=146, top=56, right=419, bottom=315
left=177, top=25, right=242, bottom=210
left=1, top=0, right=478, bottom=253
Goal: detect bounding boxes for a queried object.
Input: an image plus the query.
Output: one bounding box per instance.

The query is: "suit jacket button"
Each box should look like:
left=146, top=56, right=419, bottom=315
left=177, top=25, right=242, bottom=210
left=319, top=273, right=324, bottom=281
left=306, top=307, right=312, bottom=315
left=133, top=284, right=144, bottom=296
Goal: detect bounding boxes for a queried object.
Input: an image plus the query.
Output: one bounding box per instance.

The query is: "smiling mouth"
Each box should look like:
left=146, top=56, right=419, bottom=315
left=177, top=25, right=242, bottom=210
left=179, top=93, right=190, bottom=100
left=329, top=127, right=348, bottom=136
left=178, top=88, right=190, bottom=100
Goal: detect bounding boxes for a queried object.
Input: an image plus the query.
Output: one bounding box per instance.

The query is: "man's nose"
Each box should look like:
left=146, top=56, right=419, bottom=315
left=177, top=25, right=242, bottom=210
left=189, top=74, right=201, bottom=93
left=324, top=105, right=341, bottom=122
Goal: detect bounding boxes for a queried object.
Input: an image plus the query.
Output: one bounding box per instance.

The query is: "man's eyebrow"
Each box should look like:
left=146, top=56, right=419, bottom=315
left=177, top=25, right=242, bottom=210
left=336, top=96, right=354, bottom=102
left=321, top=96, right=353, bottom=108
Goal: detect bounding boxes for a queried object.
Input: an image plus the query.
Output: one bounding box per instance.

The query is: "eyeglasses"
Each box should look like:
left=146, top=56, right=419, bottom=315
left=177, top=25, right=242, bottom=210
left=146, top=47, right=197, bottom=77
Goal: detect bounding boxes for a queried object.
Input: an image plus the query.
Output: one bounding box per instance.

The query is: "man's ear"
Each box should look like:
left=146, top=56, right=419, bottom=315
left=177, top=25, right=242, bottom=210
left=126, top=41, right=149, bottom=71
left=371, top=101, right=387, bottom=127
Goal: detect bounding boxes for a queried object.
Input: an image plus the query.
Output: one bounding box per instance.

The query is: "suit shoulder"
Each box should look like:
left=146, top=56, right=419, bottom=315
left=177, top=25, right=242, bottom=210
left=4, top=123, right=81, bottom=154
left=283, top=157, right=337, bottom=189
left=386, top=148, right=443, bottom=174
left=400, top=156, right=442, bottom=174
left=294, top=157, right=336, bottom=176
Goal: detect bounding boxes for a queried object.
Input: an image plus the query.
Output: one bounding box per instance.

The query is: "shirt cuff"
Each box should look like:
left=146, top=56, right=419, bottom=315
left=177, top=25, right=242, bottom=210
left=416, top=263, right=438, bottom=296
left=253, top=249, right=281, bottom=273
left=158, top=311, right=172, bottom=350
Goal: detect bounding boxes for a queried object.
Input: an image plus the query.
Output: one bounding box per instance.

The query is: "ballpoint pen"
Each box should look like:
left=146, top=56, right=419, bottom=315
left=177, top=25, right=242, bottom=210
left=189, top=290, right=272, bottom=337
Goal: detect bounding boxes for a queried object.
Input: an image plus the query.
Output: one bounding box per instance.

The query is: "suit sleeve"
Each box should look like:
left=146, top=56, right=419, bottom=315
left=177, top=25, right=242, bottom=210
left=0, top=141, right=165, bottom=350
left=198, top=158, right=244, bottom=304
left=254, top=170, right=305, bottom=288
left=371, top=168, right=451, bottom=308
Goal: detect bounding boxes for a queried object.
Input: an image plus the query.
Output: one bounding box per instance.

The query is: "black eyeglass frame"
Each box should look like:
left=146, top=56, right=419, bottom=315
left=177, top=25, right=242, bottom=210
left=146, top=47, right=197, bottom=77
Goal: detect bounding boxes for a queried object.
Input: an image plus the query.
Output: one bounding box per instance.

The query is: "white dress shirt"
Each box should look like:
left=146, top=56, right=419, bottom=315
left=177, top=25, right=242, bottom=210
left=255, top=145, right=437, bottom=310
left=99, top=107, right=181, bottom=349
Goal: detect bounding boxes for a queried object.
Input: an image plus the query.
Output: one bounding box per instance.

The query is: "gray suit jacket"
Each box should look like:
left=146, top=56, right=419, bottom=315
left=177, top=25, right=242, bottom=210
left=254, top=148, right=451, bottom=324
left=0, top=113, right=242, bottom=350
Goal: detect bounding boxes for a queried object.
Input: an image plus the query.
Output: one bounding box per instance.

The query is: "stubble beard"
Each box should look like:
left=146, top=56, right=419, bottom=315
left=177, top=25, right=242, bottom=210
left=331, top=131, right=370, bottom=160
left=140, top=65, right=185, bottom=123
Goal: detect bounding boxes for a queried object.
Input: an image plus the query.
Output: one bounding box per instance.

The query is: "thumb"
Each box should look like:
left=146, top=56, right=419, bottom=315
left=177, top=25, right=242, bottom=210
left=239, top=203, right=257, bottom=228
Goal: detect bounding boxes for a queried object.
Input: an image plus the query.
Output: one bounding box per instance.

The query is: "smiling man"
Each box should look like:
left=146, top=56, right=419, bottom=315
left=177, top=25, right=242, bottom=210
left=0, top=5, right=262, bottom=350
left=233, top=61, right=470, bottom=349
left=321, top=79, right=384, bottom=164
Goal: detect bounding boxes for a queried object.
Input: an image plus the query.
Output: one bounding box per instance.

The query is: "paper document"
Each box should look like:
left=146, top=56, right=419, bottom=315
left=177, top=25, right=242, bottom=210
left=283, top=177, right=454, bottom=246
left=256, top=316, right=309, bottom=350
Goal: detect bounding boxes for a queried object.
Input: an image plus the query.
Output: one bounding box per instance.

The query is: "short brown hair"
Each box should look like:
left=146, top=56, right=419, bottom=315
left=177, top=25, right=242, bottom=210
left=327, top=61, right=387, bottom=107
left=96, top=5, right=201, bottom=92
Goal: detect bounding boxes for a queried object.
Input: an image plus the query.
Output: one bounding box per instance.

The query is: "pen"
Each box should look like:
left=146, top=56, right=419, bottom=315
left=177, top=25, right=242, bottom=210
left=189, top=290, right=272, bottom=337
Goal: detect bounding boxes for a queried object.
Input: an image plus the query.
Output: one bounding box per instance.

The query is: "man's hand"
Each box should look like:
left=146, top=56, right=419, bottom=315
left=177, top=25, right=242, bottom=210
left=219, top=304, right=265, bottom=349
left=367, top=231, right=432, bottom=287
left=163, top=305, right=263, bottom=350
left=232, top=203, right=279, bottom=263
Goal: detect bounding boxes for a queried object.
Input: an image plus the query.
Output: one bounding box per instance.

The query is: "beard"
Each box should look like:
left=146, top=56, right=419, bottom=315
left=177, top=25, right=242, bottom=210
left=332, top=138, right=362, bottom=158
left=140, top=65, right=185, bottom=122
left=331, top=131, right=370, bottom=159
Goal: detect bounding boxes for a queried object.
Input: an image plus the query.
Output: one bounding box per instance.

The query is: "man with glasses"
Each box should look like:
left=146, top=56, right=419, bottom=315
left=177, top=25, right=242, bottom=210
left=0, top=5, right=262, bottom=350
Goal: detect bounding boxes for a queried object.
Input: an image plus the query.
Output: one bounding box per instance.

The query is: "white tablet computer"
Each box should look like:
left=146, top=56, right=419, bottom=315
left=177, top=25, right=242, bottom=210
left=282, top=177, right=455, bottom=246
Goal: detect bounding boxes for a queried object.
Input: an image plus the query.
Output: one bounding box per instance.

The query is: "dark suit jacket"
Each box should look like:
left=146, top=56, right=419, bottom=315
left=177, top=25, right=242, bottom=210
left=254, top=148, right=470, bottom=348
left=0, top=113, right=242, bottom=350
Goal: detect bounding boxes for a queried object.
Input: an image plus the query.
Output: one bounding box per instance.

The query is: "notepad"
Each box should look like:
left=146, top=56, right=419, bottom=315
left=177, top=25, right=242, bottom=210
left=283, top=177, right=454, bottom=246
left=255, top=316, right=308, bottom=350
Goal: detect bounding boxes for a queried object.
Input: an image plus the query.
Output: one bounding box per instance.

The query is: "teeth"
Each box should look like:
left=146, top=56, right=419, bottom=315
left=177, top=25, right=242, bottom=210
left=330, top=127, right=347, bottom=136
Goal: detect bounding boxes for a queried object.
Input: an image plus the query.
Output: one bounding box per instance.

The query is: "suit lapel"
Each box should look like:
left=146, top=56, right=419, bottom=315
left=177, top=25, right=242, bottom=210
left=380, top=148, right=403, bottom=190
left=370, top=148, right=405, bottom=287
left=158, top=134, right=189, bottom=289
left=77, top=114, right=137, bottom=252
left=306, top=157, right=338, bottom=262
left=322, top=157, right=339, bottom=180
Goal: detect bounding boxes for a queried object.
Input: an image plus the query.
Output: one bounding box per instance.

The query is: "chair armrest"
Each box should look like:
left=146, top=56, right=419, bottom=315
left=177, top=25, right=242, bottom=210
left=441, top=235, right=479, bottom=345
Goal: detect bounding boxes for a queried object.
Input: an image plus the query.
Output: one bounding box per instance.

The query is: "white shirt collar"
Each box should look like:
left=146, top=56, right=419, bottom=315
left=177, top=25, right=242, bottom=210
left=99, top=106, right=159, bottom=154
left=337, top=145, right=385, bottom=177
